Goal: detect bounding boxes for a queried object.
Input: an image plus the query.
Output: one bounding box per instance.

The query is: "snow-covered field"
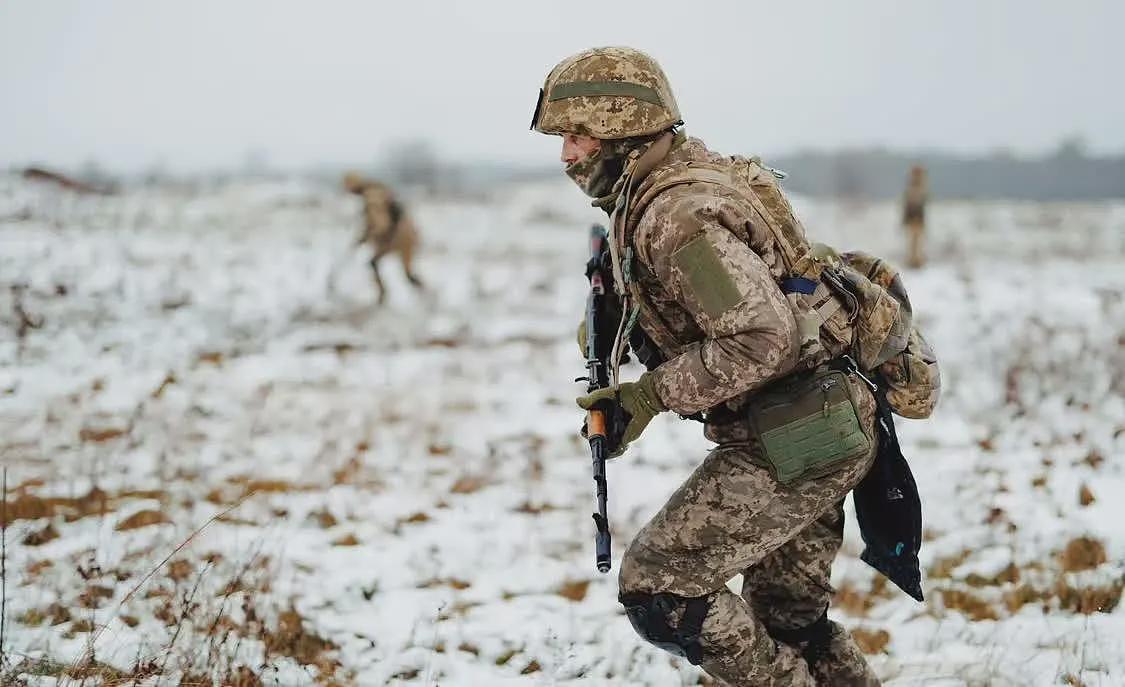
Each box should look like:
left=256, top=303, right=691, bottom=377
left=1, top=175, right=1123, bottom=686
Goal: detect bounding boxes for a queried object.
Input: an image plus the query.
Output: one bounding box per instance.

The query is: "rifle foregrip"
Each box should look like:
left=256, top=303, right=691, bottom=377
left=587, top=409, right=607, bottom=439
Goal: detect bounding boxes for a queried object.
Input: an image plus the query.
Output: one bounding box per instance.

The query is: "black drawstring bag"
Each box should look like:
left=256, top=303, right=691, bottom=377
left=852, top=388, right=924, bottom=601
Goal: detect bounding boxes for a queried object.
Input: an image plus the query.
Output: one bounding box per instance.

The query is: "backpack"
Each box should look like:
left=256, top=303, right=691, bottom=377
left=624, top=155, right=941, bottom=419
left=838, top=251, right=941, bottom=419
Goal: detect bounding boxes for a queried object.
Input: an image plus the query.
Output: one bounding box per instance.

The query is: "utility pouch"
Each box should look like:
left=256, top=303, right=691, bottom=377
left=746, top=367, right=872, bottom=484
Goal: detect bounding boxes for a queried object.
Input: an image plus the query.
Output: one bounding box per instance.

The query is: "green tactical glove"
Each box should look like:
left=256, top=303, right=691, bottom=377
left=576, top=371, right=666, bottom=457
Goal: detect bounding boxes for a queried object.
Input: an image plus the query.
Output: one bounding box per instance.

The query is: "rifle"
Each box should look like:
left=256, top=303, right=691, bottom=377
left=579, top=224, right=615, bottom=573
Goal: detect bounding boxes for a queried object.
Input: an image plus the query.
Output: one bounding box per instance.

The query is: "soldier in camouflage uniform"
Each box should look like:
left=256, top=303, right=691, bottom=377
left=901, top=165, right=928, bottom=269
left=533, top=48, right=882, bottom=685
left=341, top=172, right=424, bottom=304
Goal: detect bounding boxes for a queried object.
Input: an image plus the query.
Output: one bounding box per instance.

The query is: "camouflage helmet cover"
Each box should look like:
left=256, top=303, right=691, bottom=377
left=531, top=47, right=681, bottom=139
left=342, top=171, right=367, bottom=193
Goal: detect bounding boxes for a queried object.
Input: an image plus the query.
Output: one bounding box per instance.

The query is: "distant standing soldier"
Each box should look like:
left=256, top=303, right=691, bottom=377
left=339, top=172, right=424, bottom=305
left=902, top=165, right=928, bottom=268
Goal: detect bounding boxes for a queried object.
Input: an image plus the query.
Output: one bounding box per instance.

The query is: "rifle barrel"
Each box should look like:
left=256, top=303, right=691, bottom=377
left=589, top=432, right=612, bottom=573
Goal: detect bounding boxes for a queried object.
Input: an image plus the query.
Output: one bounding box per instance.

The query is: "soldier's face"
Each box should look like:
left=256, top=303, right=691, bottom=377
left=561, top=134, right=602, bottom=165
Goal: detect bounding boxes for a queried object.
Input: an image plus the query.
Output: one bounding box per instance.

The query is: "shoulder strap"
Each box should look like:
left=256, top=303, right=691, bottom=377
left=625, top=160, right=809, bottom=271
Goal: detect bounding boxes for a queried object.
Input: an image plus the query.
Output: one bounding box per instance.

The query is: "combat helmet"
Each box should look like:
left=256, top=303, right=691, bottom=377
left=531, top=47, right=681, bottom=139
left=342, top=171, right=367, bottom=194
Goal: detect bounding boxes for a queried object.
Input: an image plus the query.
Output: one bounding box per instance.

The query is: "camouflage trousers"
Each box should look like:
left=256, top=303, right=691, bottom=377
left=619, top=373, right=881, bottom=686
left=905, top=221, right=925, bottom=269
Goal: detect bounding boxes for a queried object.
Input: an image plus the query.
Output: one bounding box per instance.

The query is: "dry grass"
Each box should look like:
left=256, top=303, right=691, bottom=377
left=261, top=606, right=341, bottom=680
left=427, top=443, right=452, bottom=456
left=834, top=575, right=894, bottom=617
left=925, top=535, right=1119, bottom=621
left=418, top=578, right=471, bottom=590
left=15, top=603, right=71, bottom=627
left=196, top=351, right=224, bottom=365
left=21, top=523, right=59, bottom=546
left=1054, top=576, right=1124, bottom=614
left=555, top=580, right=591, bottom=602
left=77, top=584, right=114, bottom=609
left=400, top=511, right=431, bottom=524
left=308, top=508, right=338, bottom=529
left=4, top=488, right=108, bottom=523
left=851, top=627, right=891, bottom=654
left=8, top=553, right=350, bottom=685
left=1078, top=483, right=1096, bottom=506
left=449, top=475, right=490, bottom=494
left=166, top=559, right=195, bottom=582
left=927, top=548, right=973, bottom=580
left=964, top=563, right=1021, bottom=588
left=938, top=588, right=1001, bottom=621
left=115, top=509, right=171, bottom=531
left=3, top=486, right=167, bottom=525
left=520, top=659, right=542, bottom=674
left=78, top=426, right=127, bottom=443
left=1060, top=537, right=1106, bottom=572
left=330, top=533, right=360, bottom=546
left=512, top=501, right=558, bottom=515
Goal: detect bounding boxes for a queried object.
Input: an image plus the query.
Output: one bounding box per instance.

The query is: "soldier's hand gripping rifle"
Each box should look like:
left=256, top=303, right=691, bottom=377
left=578, top=224, right=617, bottom=573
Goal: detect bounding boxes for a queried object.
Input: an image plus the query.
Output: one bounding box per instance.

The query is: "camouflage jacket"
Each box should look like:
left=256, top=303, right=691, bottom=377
left=617, top=137, right=801, bottom=424
left=902, top=181, right=927, bottom=214
left=348, top=181, right=405, bottom=245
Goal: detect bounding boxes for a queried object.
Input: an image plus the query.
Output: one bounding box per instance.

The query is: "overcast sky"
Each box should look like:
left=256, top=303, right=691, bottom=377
left=2, top=0, right=1122, bottom=172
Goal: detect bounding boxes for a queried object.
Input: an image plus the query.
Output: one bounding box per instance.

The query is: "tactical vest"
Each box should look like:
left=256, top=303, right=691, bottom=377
left=360, top=186, right=406, bottom=245
left=617, top=155, right=940, bottom=419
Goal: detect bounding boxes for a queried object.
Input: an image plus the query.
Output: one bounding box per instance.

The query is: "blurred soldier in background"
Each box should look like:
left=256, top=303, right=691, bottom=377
left=902, top=165, right=928, bottom=268
left=338, top=172, right=424, bottom=304
left=533, top=47, right=885, bottom=686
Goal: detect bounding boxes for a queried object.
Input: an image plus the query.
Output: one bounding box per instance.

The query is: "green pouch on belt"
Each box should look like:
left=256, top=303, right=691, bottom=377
left=746, top=368, right=871, bottom=484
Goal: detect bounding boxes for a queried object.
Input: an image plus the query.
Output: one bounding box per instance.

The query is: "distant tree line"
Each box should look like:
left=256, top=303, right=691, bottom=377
left=14, top=137, right=1122, bottom=202
left=766, top=138, right=1125, bottom=201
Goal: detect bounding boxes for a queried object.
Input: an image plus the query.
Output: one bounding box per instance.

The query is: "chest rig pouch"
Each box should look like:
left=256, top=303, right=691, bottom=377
left=744, top=365, right=871, bottom=484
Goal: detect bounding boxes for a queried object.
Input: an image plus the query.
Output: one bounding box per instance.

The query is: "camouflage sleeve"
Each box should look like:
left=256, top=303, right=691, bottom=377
left=640, top=194, right=799, bottom=415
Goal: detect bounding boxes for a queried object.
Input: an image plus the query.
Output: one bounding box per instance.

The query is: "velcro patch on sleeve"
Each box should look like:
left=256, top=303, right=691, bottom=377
left=671, top=233, right=744, bottom=319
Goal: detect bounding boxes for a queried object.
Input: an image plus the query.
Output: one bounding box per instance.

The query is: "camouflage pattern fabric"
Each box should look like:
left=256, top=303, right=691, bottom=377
left=621, top=139, right=919, bottom=387
left=839, top=251, right=941, bottom=419
left=606, top=137, right=881, bottom=683
left=901, top=168, right=928, bottom=268
left=905, top=224, right=925, bottom=269
left=533, top=47, right=681, bottom=139
left=619, top=373, right=881, bottom=686
left=340, top=173, right=424, bottom=304
left=621, top=138, right=856, bottom=420
left=342, top=175, right=419, bottom=255
left=879, top=327, right=941, bottom=419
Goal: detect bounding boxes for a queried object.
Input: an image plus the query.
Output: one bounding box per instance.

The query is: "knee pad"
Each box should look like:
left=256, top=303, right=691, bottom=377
left=619, top=592, right=711, bottom=665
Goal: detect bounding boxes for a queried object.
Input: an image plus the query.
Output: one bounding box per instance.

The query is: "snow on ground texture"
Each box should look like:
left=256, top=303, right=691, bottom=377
left=0, top=176, right=1123, bottom=686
